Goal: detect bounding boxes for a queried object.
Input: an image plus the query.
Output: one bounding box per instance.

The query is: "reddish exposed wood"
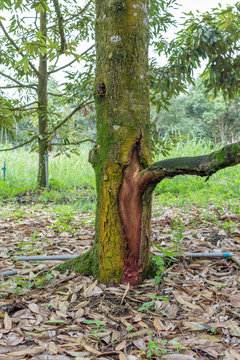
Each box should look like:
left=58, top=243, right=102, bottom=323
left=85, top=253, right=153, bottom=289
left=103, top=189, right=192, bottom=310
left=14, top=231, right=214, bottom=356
left=118, top=147, right=144, bottom=284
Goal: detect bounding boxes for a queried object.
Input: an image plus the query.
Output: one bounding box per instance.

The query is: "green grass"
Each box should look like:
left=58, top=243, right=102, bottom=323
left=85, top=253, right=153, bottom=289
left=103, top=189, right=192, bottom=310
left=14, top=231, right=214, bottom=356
left=154, top=138, right=240, bottom=210
left=0, top=138, right=239, bottom=213
left=0, top=145, right=96, bottom=211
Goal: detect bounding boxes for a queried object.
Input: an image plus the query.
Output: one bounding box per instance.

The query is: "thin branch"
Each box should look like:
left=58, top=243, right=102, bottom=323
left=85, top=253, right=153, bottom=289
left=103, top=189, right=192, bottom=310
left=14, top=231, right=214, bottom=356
left=52, top=139, right=96, bottom=146
left=138, top=142, right=240, bottom=191
left=52, top=0, right=66, bottom=54
left=0, top=135, right=38, bottom=152
left=47, top=91, right=66, bottom=97
left=2, top=107, right=37, bottom=112
left=0, top=85, right=37, bottom=90
left=0, top=20, right=40, bottom=76
left=0, top=71, right=38, bottom=90
left=49, top=98, right=94, bottom=134
left=0, top=99, right=95, bottom=153
left=48, top=58, right=76, bottom=75
left=64, top=0, right=93, bottom=23
left=48, top=44, right=95, bottom=74
left=47, top=0, right=93, bottom=30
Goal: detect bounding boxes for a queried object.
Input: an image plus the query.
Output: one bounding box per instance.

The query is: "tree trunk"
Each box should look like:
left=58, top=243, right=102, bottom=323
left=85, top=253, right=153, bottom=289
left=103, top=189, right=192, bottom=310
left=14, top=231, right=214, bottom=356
left=56, top=0, right=240, bottom=285
left=92, top=0, right=151, bottom=284
left=38, top=8, right=48, bottom=188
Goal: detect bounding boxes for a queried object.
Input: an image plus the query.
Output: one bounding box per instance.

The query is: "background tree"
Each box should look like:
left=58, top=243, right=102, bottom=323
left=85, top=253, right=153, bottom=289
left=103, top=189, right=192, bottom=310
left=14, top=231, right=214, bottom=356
left=151, top=82, right=240, bottom=146
left=57, top=0, right=240, bottom=284
left=0, top=0, right=95, bottom=187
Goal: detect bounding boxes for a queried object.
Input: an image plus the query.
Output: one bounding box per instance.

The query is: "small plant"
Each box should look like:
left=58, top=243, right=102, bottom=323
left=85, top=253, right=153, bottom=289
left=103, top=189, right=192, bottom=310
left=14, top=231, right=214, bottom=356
left=50, top=214, right=76, bottom=233
left=153, top=217, right=184, bottom=285
left=83, top=318, right=109, bottom=337
left=145, top=341, right=160, bottom=358
left=0, top=271, right=54, bottom=296
left=138, top=294, right=168, bottom=313
left=169, top=340, right=187, bottom=352
left=219, top=220, right=237, bottom=234
left=207, top=326, right=217, bottom=335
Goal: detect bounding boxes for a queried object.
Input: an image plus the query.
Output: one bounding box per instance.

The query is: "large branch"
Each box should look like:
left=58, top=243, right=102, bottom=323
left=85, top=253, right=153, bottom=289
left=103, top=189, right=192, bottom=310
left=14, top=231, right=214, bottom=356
left=138, top=142, right=240, bottom=191
left=0, top=21, right=39, bottom=76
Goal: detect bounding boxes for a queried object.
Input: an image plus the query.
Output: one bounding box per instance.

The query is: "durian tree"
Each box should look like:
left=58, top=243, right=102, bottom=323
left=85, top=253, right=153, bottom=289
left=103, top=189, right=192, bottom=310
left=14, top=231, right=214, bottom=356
left=58, top=0, right=240, bottom=284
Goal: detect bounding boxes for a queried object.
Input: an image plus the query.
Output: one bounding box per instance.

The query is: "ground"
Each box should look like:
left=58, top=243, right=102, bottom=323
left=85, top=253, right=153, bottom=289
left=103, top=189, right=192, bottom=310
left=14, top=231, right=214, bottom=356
left=0, top=199, right=240, bottom=360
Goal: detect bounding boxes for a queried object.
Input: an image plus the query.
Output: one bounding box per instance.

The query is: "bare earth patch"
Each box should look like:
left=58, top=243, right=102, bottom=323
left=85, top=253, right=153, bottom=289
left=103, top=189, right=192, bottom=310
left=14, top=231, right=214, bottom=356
left=0, top=204, right=239, bottom=359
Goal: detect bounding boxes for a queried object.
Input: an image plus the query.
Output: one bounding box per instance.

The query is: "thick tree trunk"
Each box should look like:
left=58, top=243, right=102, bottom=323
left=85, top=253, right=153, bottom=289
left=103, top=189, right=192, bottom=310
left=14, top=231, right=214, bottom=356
left=58, top=0, right=152, bottom=284
left=57, top=1, right=240, bottom=285
left=38, top=8, right=48, bottom=188
left=92, top=0, right=151, bottom=284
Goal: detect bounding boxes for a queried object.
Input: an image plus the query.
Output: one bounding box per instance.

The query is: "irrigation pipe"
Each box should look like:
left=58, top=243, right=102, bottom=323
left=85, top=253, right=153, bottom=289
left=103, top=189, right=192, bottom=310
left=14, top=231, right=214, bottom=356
left=1, top=252, right=239, bottom=277
left=17, top=255, right=78, bottom=261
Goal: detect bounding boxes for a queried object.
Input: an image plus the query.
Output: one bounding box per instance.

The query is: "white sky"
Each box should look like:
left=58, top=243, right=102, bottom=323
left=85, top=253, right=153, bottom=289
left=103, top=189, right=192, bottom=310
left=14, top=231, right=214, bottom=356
left=166, top=0, right=237, bottom=39
left=176, top=0, right=235, bottom=12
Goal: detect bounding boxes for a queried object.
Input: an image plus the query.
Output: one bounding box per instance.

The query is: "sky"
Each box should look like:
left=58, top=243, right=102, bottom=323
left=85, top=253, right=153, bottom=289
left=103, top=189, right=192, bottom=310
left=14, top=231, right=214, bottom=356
left=165, top=0, right=237, bottom=39
left=176, top=0, right=235, bottom=12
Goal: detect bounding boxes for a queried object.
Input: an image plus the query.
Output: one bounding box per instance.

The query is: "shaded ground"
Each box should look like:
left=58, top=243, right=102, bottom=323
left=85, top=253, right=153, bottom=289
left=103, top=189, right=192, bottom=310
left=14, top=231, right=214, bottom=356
left=0, top=202, right=240, bottom=360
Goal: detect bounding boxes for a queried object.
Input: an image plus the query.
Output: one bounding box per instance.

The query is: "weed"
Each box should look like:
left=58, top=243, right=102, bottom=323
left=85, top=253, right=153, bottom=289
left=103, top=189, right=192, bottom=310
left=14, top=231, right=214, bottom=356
left=0, top=271, right=54, bottom=297
left=145, top=341, right=160, bottom=358
left=138, top=294, right=168, bottom=313
left=83, top=318, right=109, bottom=338
left=153, top=218, right=184, bottom=285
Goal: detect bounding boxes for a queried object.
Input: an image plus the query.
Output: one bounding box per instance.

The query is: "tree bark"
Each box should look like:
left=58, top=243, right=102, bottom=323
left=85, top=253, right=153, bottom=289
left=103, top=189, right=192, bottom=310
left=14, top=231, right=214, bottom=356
left=57, top=1, right=240, bottom=285
left=38, top=8, right=48, bottom=188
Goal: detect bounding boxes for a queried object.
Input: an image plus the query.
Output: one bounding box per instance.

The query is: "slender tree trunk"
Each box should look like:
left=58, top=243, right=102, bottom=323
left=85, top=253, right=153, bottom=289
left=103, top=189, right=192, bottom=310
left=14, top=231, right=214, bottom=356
left=38, top=8, right=48, bottom=187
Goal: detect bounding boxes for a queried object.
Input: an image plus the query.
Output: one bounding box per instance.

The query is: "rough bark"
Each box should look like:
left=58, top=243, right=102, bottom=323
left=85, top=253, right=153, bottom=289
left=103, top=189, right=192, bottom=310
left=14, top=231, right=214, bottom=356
left=57, top=1, right=240, bottom=285
left=58, top=0, right=152, bottom=284
left=38, top=8, right=48, bottom=188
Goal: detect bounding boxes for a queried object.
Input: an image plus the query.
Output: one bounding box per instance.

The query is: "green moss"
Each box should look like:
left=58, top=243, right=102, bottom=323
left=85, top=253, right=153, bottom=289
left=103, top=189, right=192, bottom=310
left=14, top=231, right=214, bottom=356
left=232, top=143, right=240, bottom=154
left=110, top=1, right=126, bottom=15
left=55, top=248, right=94, bottom=276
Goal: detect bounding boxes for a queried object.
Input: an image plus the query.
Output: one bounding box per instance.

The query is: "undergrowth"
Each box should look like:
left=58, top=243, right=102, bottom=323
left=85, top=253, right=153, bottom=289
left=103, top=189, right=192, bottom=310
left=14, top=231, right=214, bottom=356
left=0, top=138, right=239, bottom=214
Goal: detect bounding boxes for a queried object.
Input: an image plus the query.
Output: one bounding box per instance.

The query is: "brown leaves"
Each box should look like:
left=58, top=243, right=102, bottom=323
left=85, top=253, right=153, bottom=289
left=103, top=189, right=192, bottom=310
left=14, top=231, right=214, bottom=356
left=0, top=205, right=239, bottom=359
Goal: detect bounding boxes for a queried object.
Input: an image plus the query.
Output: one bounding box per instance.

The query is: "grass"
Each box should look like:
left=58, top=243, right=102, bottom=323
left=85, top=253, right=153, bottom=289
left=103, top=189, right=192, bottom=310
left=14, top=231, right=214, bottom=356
left=154, top=138, right=240, bottom=211
left=0, top=138, right=239, bottom=213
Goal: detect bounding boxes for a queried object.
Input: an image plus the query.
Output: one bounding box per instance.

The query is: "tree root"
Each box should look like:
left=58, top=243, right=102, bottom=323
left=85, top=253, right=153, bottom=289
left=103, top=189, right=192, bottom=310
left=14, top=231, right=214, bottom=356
left=55, top=248, right=95, bottom=276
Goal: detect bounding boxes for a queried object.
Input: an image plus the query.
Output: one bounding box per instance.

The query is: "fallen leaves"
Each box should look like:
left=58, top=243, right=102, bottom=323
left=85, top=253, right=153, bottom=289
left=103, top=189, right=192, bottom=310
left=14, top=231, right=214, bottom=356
left=0, top=204, right=239, bottom=359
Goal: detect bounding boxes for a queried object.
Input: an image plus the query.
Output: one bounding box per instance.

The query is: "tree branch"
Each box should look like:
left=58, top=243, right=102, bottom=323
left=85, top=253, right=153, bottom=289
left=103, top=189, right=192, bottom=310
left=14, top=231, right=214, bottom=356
left=52, top=138, right=96, bottom=146
left=63, top=0, right=93, bottom=23
left=138, top=142, right=240, bottom=191
left=0, top=20, right=40, bottom=76
left=0, top=100, right=94, bottom=152
left=0, top=71, right=38, bottom=90
left=47, top=91, right=66, bottom=97
left=47, top=0, right=93, bottom=30
left=0, top=135, right=38, bottom=152
left=49, top=98, right=94, bottom=134
left=48, top=44, right=94, bottom=74
left=52, top=0, right=66, bottom=54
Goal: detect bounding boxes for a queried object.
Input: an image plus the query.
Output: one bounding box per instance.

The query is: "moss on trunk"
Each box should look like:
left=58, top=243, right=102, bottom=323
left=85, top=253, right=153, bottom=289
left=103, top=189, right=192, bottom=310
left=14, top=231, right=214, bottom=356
left=62, top=0, right=152, bottom=285
left=57, top=1, right=240, bottom=285
left=56, top=248, right=95, bottom=276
